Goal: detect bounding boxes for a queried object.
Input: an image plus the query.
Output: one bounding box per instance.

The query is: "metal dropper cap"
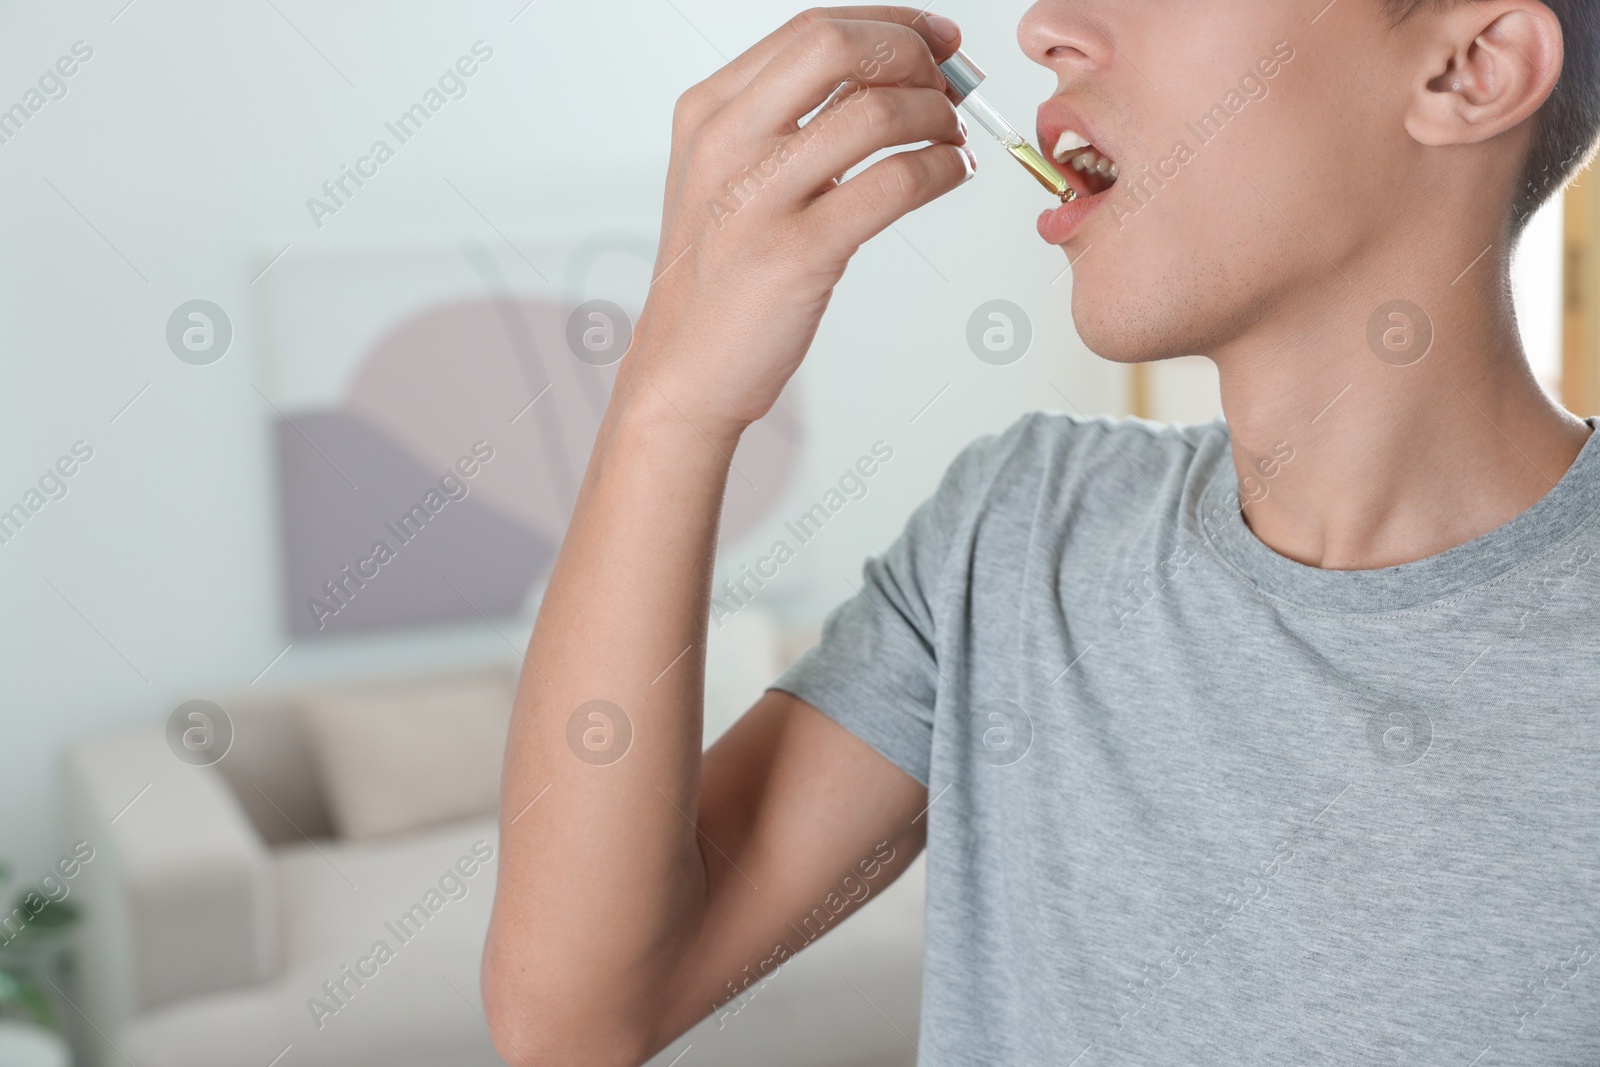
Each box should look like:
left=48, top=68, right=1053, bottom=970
left=939, top=50, right=986, bottom=103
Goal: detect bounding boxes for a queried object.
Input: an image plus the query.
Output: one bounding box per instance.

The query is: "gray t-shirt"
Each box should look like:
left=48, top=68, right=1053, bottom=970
left=772, top=412, right=1600, bottom=1065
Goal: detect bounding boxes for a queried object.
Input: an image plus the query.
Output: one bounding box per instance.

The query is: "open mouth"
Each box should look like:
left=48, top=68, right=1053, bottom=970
left=1050, top=130, right=1119, bottom=197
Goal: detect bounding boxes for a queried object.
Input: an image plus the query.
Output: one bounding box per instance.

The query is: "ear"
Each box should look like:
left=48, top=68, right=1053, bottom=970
left=1404, top=0, right=1563, bottom=147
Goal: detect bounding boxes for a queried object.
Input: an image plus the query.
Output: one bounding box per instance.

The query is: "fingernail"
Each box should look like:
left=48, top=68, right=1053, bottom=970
left=956, top=114, right=968, bottom=142
left=960, top=145, right=977, bottom=181
left=924, top=14, right=960, bottom=44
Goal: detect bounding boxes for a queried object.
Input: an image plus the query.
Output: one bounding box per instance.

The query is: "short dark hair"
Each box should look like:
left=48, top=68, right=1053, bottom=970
left=1385, top=0, right=1600, bottom=227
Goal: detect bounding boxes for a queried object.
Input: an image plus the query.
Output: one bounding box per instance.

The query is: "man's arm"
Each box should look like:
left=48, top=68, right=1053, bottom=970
left=482, top=10, right=968, bottom=1063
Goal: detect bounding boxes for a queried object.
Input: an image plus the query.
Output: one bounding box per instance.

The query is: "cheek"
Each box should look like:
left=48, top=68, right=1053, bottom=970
left=1226, top=45, right=1403, bottom=274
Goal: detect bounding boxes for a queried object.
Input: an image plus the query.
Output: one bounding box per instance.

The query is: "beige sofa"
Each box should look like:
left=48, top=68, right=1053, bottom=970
left=60, top=661, right=924, bottom=1067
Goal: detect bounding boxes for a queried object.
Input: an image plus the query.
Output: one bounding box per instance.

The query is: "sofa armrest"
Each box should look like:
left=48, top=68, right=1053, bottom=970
left=61, top=731, right=278, bottom=1027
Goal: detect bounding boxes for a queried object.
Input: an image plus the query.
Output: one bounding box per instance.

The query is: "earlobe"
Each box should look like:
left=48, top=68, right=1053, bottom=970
left=1404, top=1, right=1563, bottom=148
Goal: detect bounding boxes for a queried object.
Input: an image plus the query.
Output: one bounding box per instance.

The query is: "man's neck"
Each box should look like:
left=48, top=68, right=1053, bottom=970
left=1211, top=261, right=1593, bottom=571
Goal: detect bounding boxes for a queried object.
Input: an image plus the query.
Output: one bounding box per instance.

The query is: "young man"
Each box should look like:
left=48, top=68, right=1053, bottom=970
left=484, top=2, right=1600, bottom=1063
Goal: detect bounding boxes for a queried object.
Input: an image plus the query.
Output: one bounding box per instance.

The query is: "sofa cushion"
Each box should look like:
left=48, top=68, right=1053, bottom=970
left=120, top=817, right=505, bottom=1067
left=302, top=672, right=513, bottom=841
left=213, top=694, right=336, bottom=845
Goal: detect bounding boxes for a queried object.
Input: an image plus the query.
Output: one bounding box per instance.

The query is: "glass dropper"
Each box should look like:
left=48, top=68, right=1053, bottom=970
left=939, top=50, right=1076, bottom=202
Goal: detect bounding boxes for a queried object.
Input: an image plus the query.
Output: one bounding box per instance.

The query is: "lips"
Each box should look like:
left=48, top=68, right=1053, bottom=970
left=1035, top=105, right=1121, bottom=244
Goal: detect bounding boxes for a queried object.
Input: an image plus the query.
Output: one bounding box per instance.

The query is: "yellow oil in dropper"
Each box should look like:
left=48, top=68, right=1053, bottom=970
left=1007, top=141, right=1075, bottom=201
left=940, top=49, right=1077, bottom=203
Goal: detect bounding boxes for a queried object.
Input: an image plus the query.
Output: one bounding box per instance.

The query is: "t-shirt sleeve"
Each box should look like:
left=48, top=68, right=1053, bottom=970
left=768, top=429, right=1013, bottom=786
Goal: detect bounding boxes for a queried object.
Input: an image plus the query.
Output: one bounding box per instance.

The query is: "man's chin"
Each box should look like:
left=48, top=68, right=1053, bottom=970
left=1071, top=307, right=1188, bottom=366
left=1068, top=283, right=1216, bottom=371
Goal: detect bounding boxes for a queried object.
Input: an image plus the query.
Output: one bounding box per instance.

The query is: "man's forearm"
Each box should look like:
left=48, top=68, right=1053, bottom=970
left=484, top=381, right=741, bottom=1061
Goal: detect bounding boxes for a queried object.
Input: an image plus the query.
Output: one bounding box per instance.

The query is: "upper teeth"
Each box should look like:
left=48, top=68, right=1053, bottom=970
left=1053, top=130, right=1091, bottom=158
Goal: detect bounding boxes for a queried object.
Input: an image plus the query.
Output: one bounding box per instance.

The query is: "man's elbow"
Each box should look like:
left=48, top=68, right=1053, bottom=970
left=482, top=974, right=658, bottom=1067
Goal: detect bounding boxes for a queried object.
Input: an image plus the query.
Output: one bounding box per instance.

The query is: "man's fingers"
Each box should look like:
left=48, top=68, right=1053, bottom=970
left=807, top=140, right=974, bottom=248
left=734, top=19, right=949, bottom=133
left=680, top=7, right=961, bottom=121
left=771, top=86, right=964, bottom=197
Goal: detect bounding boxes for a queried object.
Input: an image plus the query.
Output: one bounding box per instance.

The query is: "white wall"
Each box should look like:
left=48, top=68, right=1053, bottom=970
left=0, top=0, right=1126, bottom=880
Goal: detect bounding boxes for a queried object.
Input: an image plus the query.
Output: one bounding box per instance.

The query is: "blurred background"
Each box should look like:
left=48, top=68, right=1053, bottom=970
left=0, top=1, right=1587, bottom=1065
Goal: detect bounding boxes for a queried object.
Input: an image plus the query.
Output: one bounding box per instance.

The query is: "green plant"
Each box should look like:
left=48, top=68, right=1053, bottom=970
left=0, top=860, right=79, bottom=1032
